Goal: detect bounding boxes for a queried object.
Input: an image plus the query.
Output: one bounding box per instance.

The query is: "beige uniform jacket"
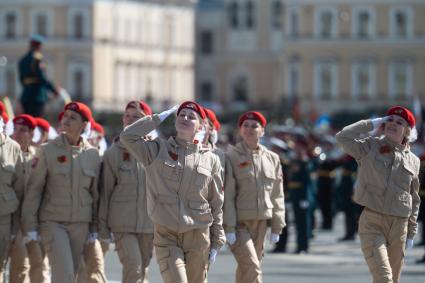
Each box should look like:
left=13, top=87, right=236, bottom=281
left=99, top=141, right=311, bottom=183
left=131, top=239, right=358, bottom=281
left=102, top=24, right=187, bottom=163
left=23, top=146, right=37, bottom=188
left=21, top=134, right=101, bottom=234
left=223, top=142, right=286, bottom=234
left=120, top=115, right=225, bottom=250
left=99, top=138, right=153, bottom=238
left=335, top=120, right=421, bottom=239
left=0, top=133, right=24, bottom=225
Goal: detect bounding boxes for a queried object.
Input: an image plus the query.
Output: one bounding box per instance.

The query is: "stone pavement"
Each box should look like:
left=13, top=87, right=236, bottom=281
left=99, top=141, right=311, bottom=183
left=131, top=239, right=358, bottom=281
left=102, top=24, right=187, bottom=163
left=105, top=213, right=425, bottom=282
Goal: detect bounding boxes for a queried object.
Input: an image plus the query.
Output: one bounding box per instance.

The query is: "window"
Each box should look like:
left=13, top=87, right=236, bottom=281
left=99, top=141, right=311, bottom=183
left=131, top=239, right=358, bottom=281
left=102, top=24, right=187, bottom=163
left=390, top=7, right=413, bottom=38
left=287, top=8, right=299, bottom=37
left=314, top=62, right=338, bottom=99
left=200, top=30, right=213, bottom=55
left=271, top=1, right=283, bottom=29
left=200, top=81, right=213, bottom=102
left=353, top=8, right=375, bottom=39
left=73, top=13, right=84, bottom=39
left=245, top=1, right=255, bottom=29
left=287, top=64, right=299, bottom=97
left=68, top=62, right=91, bottom=101
left=315, top=8, right=338, bottom=38
left=228, top=2, right=239, bottom=29
left=36, top=13, right=47, bottom=36
left=389, top=62, right=412, bottom=99
left=233, top=76, right=248, bottom=102
left=31, top=9, right=53, bottom=37
left=5, top=13, right=17, bottom=39
left=73, top=70, right=84, bottom=100
left=352, top=62, right=375, bottom=99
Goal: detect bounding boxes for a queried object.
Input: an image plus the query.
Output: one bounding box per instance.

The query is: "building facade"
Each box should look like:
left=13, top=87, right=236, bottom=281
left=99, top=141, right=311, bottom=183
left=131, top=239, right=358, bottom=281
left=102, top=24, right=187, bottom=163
left=282, top=0, right=425, bottom=115
left=196, top=0, right=285, bottom=113
left=0, top=0, right=195, bottom=113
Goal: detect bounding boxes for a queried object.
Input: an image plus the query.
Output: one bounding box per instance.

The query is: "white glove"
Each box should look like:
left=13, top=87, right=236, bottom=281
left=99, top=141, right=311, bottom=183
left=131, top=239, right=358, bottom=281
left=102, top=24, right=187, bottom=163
left=226, top=232, right=236, bottom=245
left=158, top=105, right=179, bottom=122
left=270, top=233, right=280, bottom=244
left=209, top=249, right=218, bottom=264
left=406, top=238, right=414, bottom=250
left=194, top=125, right=206, bottom=144
left=87, top=232, right=98, bottom=244
left=23, top=231, right=39, bottom=244
left=371, top=117, right=389, bottom=130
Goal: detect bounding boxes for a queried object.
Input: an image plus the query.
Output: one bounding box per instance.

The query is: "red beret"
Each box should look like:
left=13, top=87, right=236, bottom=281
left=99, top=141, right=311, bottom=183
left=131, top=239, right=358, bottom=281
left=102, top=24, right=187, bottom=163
left=213, top=119, right=221, bottom=131
left=387, top=106, right=415, bottom=128
left=238, top=111, right=267, bottom=127
left=91, top=121, right=105, bottom=136
left=13, top=114, right=37, bottom=130
left=204, top=108, right=217, bottom=123
left=0, top=102, right=8, bottom=123
left=64, top=102, right=92, bottom=122
left=35, top=117, right=50, bottom=132
left=177, top=101, right=206, bottom=120
left=126, top=100, right=152, bottom=116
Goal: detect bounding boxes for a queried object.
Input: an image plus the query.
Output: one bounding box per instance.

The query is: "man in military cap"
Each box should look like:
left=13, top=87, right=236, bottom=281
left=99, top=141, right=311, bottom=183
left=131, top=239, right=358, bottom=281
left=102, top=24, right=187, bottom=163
left=18, top=35, right=59, bottom=117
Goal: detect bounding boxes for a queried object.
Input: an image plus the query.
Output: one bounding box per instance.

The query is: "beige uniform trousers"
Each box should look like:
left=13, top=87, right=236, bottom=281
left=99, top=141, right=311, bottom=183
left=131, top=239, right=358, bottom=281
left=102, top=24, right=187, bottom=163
left=39, top=221, right=89, bottom=283
left=115, top=233, right=154, bottom=283
left=154, top=224, right=209, bottom=283
left=0, top=220, right=11, bottom=283
left=229, top=219, right=267, bottom=283
left=76, top=240, right=108, bottom=283
left=359, top=208, right=408, bottom=283
left=9, top=229, right=49, bottom=283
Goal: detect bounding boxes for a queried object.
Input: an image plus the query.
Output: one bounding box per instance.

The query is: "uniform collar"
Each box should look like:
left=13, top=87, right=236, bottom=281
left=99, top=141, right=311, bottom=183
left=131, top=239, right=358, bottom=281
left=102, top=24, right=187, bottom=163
left=382, top=137, right=409, bottom=153
left=235, top=141, right=264, bottom=155
left=52, top=133, right=91, bottom=151
left=169, top=136, right=202, bottom=153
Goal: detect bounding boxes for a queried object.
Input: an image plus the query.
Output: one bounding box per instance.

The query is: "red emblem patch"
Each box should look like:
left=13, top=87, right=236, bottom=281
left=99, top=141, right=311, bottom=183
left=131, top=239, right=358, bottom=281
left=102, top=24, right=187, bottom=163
left=123, top=152, right=130, bottom=161
left=168, top=151, right=178, bottom=161
left=57, top=155, right=67, bottom=163
left=379, top=145, right=391, bottom=154
left=239, top=161, right=250, bottom=168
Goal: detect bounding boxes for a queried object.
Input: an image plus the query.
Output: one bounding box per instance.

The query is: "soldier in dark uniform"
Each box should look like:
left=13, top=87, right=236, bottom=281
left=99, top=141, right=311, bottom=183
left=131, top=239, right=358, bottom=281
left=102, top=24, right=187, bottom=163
left=336, top=154, right=360, bottom=241
left=286, top=139, right=314, bottom=253
left=316, top=140, right=339, bottom=230
left=18, top=35, right=58, bottom=117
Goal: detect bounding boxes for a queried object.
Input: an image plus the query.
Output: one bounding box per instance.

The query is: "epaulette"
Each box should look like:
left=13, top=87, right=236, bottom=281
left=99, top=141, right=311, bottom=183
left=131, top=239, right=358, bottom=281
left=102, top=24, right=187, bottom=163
left=33, top=51, right=43, bottom=60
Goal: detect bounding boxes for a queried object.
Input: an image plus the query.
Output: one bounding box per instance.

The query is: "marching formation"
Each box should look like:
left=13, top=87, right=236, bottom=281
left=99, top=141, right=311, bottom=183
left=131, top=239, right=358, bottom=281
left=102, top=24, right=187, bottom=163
left=0, top=35, right=423, bottom=283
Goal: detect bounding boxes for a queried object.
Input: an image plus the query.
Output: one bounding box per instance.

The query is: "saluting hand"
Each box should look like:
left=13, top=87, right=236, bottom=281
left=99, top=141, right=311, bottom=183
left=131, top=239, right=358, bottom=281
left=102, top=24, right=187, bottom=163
left=158, top=105, right=179, bottom=122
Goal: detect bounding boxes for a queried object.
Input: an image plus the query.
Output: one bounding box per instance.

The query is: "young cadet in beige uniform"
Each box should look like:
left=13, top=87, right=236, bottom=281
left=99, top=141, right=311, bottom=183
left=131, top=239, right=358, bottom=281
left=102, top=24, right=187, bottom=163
left=0, top=105, right=25, bottom=283
left=9, top=114, right=49, bottom=283
left=223, top=111, right=285, bottom=283
left=120, top=101, right=225, bottom=283
left=21, top=102, right=101, bottom=283
left=336, top=106, right=421, bottom=283
left=99, top=100, right=154, bottom=283
left=77, top=119, right=108, bottom=283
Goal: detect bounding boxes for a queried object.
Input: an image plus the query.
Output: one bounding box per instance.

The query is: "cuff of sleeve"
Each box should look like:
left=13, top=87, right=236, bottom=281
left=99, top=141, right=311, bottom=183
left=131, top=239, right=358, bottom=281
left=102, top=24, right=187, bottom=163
left=271, top=227, right=282, bottom=234
left=407, top=232, right=415, bottom=240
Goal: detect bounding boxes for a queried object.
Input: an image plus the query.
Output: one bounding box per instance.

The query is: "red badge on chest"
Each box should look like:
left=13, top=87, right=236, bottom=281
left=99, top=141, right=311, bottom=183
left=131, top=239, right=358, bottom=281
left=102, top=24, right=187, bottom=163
left=57, top=155, right=67, bottom=163
left=168, top=151, right=178, bottom=161
left=379, top=145, right=391, bottom=154
left=239, top=161, right=250, bottom=168
left=123, top=152, right=130, bottom=161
